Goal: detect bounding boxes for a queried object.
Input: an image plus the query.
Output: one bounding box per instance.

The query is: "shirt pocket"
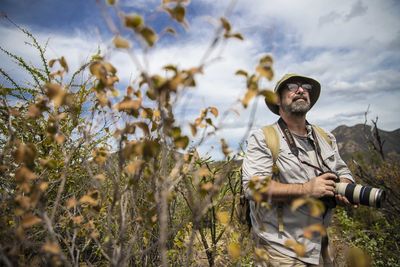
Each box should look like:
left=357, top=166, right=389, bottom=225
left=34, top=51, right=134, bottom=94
left=277, top=150, right=306, bottom=183
left=320, top=150, right=336, bottom=170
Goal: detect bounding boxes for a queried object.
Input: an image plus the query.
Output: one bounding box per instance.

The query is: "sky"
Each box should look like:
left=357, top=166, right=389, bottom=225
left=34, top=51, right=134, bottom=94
left=1, top=0, right=400, bottom=159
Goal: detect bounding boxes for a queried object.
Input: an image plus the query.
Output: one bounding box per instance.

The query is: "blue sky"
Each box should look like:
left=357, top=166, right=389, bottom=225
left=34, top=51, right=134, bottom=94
left=1, top=0, right=400, bottom=159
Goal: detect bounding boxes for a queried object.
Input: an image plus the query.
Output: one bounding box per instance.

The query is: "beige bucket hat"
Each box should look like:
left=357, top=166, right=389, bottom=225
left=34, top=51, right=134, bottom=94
left=266, top=73, right=321, bottom=115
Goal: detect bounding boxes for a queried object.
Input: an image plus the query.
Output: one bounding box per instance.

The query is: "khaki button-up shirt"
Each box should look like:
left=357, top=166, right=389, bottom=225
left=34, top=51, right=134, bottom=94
left=242, top=123, right=353, bottom=265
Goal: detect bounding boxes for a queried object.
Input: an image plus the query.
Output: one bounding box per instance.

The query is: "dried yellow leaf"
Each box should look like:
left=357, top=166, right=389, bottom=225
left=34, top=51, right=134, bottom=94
left=90, top=230, right=100, bottom=239
left=115, top=97, right=141, bottom=112
left=165, top=27, right=176, bottom=35
left=346, top=246, right=370, bottom=267
left=209, top=106, right=219, bottom=117
left=174, top=136, right=189, bottom=149
left=140, top=27, right=157, bottom=47
left=254, top=247, right=269, bottom=262
left=220, top=138, right=231, bottom=157
left=113, top=35, right=131, bottom=49
left=39, top=182, right=49, bottom=192
left=124, top=161, right=143, bottom=175
left=79, top=195, right=98, bottom=206
left=309, top=199, right=325, bottom=217
left=22, top=214, right=42, bottom=228
left=66, top=197, right=77, bottom=209
left=15, top=195, right=31, bottom=209
left=60, top=56, right=69, bottom=72
left=15, top=166, right=37, bottom=183
left=90, top=61, right=106, bottom=80
left=48, top=59, right=56, bottom=68
left=220, top=17, right=231, bottom=32
left=72, top=216, right=83, bottom=225
left=303, top=223, right=326, bottom=239
left=253, top=192, right=262, bottom=203
left=27, top=104, right=41, bottom=118
left=189, top=123, right=197, bottom=136
left=14, top=142, right=36, bottom=165
left=153, top=109, right=161, bottom=121
left=256, top=65, right=274, bottom=81
left=216, top=211, right=230, bottom=225
left=94, top=173, right=106, bottom=181
left=241, top=89, right=257, bottom=108
left=291, top=197, right=307, bottom=212
left=197, top=167, right=210, bottom=177
left=284, top=239, right=306, bottom=257
left=259, top=89, right=278, bottom=105
left=54, top=133, right=65, bottom=144
left=95, top=91, right=109, bottom=107
left=235, top=69, right=248, bottom=77
left=260, top=55, right=273, bottom=65
left=227, top=242, right=241, bottom=260
left=124, top=14, right=143, bottom=29
left=42, top=241, right=61, bottom=254
left=201, top=182, right=213, bottom=192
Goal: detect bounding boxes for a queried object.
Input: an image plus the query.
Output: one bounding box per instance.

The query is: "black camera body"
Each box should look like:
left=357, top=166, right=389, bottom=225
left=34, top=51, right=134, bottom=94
left=319, top=171, right=340, bottom=209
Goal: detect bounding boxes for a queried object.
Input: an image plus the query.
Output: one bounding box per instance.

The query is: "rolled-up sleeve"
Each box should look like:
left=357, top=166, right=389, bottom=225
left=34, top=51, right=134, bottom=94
left=242, top=129, right=274, bottom=199
left=327, top=132, right=354, bottom=182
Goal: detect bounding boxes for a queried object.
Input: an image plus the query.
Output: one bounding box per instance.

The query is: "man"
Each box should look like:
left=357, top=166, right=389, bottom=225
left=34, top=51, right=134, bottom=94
left=242, top=73, right=354, bottom=266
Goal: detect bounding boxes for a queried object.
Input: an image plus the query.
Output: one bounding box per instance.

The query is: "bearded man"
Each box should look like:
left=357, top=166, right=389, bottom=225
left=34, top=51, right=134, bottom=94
left=242, top=73, right=354, bottom=266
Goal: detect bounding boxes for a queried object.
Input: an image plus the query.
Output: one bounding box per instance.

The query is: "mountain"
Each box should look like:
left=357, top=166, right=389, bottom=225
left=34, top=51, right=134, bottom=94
left=331, top=124, right=400, bottom=161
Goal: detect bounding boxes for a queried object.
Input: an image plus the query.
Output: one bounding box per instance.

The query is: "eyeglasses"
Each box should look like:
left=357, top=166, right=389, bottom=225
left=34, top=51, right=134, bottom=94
left=286, top=83, right=312, bottom=92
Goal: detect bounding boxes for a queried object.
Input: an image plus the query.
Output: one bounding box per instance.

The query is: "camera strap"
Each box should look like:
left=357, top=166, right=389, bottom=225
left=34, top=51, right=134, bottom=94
left=310, top=125, right=332, bottom=172
left=277, top=118, right=330, bottom=173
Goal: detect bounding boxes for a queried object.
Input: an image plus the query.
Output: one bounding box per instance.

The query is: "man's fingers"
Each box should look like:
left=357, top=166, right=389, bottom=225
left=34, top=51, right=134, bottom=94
left=321, top=173, right=337, bottom=180
left=335, top=195, right=351, bottom=206
left=325, top=184, right=335, bottom=192
left=324, top=180, right=336, bottom=187
left=325, top=191, right=335, bottom=197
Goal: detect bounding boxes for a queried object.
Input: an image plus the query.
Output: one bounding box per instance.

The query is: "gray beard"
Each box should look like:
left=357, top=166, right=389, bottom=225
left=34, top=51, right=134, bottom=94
left=282, top=100, right=310, bottom=115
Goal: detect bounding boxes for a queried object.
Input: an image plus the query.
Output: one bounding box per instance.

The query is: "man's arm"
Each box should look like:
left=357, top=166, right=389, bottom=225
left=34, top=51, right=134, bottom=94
left=266, top=172, right=337, bottom=202
left=242, top=130, right=337, bottom=203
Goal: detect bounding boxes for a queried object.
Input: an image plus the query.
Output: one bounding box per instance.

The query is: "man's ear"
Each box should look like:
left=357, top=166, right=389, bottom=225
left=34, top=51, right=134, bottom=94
left=276, top=94, right=281, bottom=106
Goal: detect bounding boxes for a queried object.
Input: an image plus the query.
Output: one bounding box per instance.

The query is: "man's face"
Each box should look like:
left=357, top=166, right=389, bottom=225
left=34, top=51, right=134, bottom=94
left=279, top=80, right=311, bottom=116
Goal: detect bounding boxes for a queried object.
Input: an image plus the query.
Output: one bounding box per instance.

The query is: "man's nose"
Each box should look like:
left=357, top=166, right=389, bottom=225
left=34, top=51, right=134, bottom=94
left=296, top=86, right=305, bottom=94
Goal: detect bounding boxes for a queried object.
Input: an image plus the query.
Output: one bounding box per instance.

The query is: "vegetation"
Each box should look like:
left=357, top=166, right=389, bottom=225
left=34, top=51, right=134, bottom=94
left=332, top=138, right=400, bottom=267
left=0, top=1, right=398, bottom=266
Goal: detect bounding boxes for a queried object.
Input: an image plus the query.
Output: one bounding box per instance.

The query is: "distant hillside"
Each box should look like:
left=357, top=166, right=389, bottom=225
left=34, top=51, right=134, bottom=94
left=332, top=124, right=400, bottom=161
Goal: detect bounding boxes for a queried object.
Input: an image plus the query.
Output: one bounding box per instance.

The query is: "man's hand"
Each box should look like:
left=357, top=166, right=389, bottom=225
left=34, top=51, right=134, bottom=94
left=303, top=172, right=337, bottom=198
left=335, top=177, right=358, bottom=208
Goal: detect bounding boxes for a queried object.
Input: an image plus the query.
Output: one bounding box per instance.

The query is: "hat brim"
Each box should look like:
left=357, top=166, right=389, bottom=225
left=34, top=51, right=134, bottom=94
left=266, top=74, right=321, bottom=115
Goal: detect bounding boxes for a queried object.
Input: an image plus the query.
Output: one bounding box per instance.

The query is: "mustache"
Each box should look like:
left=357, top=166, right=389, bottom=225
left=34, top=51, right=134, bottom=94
left=293, top=96, right=308, bottom=101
